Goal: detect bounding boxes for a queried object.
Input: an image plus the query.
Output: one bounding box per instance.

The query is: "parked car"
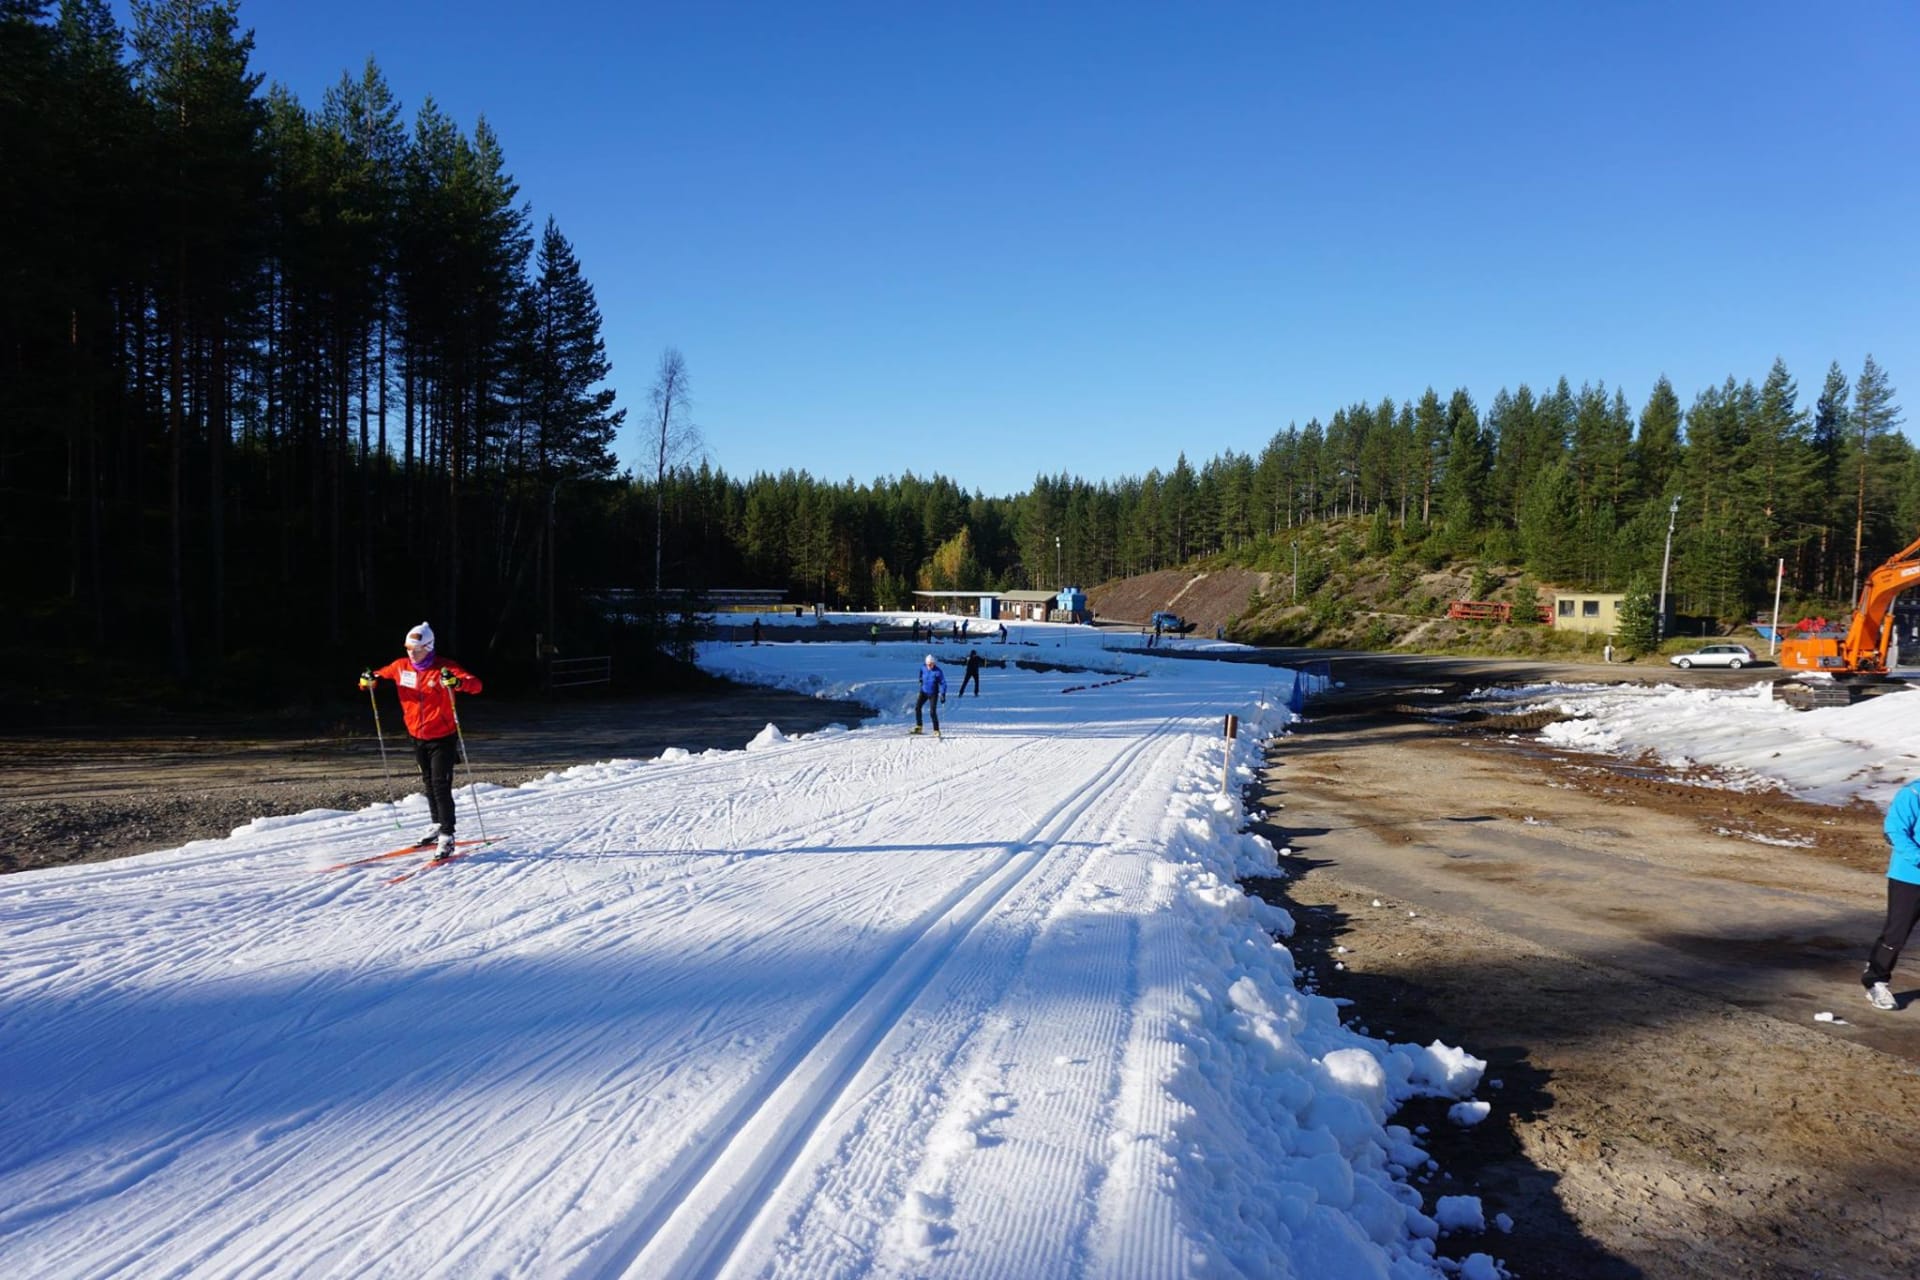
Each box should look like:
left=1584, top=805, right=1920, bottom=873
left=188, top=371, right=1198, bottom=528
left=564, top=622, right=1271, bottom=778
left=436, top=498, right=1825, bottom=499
left=1668, top=643, right=1757, bottom=670
left=1150, top=611, right=1189, bottom=633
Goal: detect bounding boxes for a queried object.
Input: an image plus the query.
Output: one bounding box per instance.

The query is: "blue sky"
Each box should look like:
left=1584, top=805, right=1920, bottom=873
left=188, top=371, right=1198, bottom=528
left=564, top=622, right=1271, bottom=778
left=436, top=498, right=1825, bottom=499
left=216, top=2, right=1918, bottom=494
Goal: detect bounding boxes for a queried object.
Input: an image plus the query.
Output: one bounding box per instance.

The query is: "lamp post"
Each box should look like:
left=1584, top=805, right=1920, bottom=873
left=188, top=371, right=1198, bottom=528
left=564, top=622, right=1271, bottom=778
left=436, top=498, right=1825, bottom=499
left=1656, top=495, right=1680, bottom=642
left=1055, top=534, right=1061, bottom=587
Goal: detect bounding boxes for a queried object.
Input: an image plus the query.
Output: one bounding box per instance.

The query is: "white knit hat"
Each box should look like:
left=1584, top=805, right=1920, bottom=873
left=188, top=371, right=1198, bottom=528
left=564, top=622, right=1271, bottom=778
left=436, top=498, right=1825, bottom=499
left=924, top=653, right=936, bottom=666
left=406, top=621, right=435, bottom=650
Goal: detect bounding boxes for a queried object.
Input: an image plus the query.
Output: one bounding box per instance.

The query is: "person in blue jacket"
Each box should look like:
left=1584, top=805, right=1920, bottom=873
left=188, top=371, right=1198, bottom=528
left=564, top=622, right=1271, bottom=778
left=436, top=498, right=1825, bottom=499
left=911, top=653, right=946, bottom=736
left=1864, top=776, right=1920, bottom=1011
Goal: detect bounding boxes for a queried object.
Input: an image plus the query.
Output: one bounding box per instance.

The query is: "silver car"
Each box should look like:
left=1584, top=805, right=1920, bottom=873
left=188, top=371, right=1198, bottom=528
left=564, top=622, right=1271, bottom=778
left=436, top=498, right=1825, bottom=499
left=1669, top=643, right=1756, bottom=670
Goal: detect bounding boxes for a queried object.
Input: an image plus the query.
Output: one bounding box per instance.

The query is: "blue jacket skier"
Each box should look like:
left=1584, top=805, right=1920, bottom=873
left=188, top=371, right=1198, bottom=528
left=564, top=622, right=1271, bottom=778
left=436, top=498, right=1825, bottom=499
left=913, top=654, right=947, bottom=735
left=1865, top=777, right=1920, bottom=1010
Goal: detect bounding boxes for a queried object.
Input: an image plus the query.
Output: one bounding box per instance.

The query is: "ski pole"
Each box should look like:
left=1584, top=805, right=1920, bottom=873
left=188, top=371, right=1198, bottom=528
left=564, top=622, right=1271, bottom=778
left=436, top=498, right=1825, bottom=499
left=364, top=673, right=403, bottom=829
left=444, top=674, right=490, bottom=843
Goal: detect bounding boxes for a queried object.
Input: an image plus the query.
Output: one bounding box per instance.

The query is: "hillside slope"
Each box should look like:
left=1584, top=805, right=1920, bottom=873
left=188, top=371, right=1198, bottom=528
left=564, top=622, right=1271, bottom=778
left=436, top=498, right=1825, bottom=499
left=1091, top=531, right=1634, bottom=659
left=1086, top=568, right=1269, bottom=636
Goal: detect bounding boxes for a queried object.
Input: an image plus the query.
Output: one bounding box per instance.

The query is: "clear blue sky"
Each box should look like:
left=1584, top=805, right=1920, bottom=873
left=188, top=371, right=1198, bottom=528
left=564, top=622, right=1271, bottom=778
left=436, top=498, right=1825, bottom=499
left=217, top=2, right=1920, bottom=494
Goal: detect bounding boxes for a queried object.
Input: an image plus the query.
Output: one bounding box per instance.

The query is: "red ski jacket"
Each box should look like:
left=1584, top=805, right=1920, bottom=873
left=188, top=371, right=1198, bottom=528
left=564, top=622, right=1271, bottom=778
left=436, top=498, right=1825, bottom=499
left=372, top=657, right=482, bottom=740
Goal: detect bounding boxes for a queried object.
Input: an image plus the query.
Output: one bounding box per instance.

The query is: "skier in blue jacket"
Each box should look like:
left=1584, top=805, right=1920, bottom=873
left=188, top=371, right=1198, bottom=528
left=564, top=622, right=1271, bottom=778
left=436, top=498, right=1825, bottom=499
left=912, top=654, right=946, bottom=736
left=1864, top=776, right=1920, bottom=1011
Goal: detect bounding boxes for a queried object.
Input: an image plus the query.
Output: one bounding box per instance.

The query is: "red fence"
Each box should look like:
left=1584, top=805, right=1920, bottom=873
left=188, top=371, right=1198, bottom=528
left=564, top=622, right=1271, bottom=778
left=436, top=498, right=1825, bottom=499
left=1448, top=601, right=1556, bottom=625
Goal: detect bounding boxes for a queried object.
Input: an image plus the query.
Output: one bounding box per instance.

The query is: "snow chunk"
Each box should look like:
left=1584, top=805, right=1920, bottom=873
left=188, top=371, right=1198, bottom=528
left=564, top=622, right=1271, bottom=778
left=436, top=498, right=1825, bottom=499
left=1434, top=1195, right=1485, bottom=1232
left=1447, top=1100, right=1492, bottom=1127
left=745, top=723, right=787, bottom=751
left=1394, top=1040, right=1487, bottom=1099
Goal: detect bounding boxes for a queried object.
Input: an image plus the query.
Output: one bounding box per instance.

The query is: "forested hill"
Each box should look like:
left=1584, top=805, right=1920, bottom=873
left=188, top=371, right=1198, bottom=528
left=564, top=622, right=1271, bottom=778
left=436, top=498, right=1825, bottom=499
left=3, top=5, right=1914, bottom=707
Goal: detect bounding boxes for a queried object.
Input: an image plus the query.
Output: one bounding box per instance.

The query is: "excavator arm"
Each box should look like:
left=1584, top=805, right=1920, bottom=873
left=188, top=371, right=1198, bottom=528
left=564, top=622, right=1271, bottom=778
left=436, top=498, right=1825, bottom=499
left=1838, top=533, right=1920, bottom=673
left=1779, top=532, right=1920, bottom=675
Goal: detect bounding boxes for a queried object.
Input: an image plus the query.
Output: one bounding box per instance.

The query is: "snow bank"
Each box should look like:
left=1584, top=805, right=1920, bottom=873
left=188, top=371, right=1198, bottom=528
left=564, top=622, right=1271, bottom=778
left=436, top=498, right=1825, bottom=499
left=1477, top=678, right=1920, bottom=808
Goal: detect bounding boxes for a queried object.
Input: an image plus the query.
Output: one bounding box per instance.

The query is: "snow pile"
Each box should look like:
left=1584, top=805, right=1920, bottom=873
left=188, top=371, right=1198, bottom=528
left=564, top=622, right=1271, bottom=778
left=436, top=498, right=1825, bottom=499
left=745, top=722, right=788, bottom=750
left=1477, top=678, right=1920, bottom=808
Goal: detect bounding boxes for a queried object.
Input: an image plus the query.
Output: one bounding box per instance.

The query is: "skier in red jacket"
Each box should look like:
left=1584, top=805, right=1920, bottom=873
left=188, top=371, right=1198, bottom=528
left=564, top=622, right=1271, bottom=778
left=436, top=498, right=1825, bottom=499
left=360, top=621, right=483, bottom=858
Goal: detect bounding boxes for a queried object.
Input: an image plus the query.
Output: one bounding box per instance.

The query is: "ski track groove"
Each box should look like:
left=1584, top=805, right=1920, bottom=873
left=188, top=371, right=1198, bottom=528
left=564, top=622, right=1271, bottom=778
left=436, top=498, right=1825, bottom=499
left=775, top=742, right=1192, bottom=1280
left=584, top=713, right=1186, bottom=1280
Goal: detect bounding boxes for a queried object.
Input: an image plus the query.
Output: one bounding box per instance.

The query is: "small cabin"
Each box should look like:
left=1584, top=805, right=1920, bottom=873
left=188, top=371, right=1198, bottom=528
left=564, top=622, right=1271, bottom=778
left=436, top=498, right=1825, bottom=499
left=1549, top=591, right=1626, bottom=635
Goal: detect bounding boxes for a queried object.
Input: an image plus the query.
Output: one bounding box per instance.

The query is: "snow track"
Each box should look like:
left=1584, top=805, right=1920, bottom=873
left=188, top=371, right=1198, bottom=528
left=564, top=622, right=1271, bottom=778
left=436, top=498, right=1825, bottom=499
left=2, top=638, right=1474, bottom=1280
left=594, top=716, right=1186, bottom=1280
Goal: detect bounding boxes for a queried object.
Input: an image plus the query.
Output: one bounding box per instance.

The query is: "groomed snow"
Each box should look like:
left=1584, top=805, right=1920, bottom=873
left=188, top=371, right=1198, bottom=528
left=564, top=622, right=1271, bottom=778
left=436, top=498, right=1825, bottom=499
left=11, top=622, right=1908, bottom=1278
left=2, top=621, right=1496, bottom=1279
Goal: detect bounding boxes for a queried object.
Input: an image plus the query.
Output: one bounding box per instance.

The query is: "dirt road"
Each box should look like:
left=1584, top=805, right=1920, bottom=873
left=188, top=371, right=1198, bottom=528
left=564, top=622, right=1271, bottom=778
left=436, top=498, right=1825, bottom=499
left=1253, top=662, right=1920, bottom=1280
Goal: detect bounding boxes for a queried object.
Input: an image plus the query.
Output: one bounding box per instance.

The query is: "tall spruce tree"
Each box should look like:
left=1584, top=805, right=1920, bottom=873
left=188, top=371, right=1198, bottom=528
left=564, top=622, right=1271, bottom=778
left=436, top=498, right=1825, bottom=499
left=130, top=0, right=268, bottom=675
left=1437, top=388, right=1489, bottom=547
left=1849, top=354, right=1906, bottom=598
left=1634, top=376, right=1683, bottom=511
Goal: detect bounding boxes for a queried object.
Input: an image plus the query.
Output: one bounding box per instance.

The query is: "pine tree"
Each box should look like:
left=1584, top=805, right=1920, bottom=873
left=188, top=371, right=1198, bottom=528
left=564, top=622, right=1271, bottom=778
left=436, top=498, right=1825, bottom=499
left=518, top=218, right=622, bottom=481
left=130, top=0, right=269, bottom=675
left=1412, top=388, right=1445, bottom=523
left=1615, top=577, right=1657, bottom=653
left=1437, top=388, right=1489, bottom=548
left=1518, top=458, right=1582, bottom=583
left=1634, top=376, right=1683, bottom=509
left=1848, top=354, right=1905, bottom=598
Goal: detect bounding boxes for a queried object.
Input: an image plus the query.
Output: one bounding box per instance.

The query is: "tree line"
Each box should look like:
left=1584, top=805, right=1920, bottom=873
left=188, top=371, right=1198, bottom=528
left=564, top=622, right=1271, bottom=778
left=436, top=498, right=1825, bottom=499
left=4, top=3, right=1913, bottom=702
left=3, top=0, right=627, bottom=693
left=650, top=356, right=1912, bottom=630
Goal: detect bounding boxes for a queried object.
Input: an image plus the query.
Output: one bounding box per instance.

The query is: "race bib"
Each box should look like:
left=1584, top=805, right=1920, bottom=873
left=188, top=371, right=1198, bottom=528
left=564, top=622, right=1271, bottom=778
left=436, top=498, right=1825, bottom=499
left=399, top=669, right=418, bottom=689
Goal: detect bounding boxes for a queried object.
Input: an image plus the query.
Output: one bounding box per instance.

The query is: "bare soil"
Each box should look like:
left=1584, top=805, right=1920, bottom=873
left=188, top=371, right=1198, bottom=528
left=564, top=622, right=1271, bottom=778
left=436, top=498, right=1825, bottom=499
left=1086, top=566, right=1268, bottom=634
left=1251, top=661, right=1920, bottom=1280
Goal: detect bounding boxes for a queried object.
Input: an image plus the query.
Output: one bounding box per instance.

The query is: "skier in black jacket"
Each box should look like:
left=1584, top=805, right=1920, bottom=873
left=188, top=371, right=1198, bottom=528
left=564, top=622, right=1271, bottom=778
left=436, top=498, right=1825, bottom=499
left=958, top=648, right=984, bottom=697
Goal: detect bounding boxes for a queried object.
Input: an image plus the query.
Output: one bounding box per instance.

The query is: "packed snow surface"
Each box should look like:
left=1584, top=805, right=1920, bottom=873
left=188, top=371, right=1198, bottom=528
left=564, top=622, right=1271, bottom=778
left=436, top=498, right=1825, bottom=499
left=2, top=622, right=1484, bottom=1279
left=7, top=621, right=1912, bottom=1278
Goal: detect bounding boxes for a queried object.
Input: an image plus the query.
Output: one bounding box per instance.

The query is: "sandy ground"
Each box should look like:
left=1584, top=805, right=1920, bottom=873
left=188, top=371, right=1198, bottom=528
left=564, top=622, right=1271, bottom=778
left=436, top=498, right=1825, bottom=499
left=1251, top=660, right=1920, bottom=1280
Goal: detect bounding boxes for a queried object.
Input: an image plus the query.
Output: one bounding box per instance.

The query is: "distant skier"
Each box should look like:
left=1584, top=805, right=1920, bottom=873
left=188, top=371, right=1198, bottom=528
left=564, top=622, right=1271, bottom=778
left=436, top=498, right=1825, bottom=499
left=997, top=623, right=1008, bottom=643
left=911, top=653, right=947, bottom=736
left=752, top=618, right=762, bottom=646
left=958, top=648, right=984, bottom=697
left=360, top=621, right=482, bottom=859
left=1863, top=774, right=1920, bottom=1011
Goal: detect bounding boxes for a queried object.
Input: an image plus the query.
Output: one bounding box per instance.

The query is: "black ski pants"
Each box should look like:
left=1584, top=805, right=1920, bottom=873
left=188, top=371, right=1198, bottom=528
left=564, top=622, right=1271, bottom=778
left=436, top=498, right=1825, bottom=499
left=958, top=669, right=980, bottom=697
left=413, top=733, right=460, bottom=834
left=915, top=691, right=941, bottom=731
left=1865, top=877, right=1920, bottom=987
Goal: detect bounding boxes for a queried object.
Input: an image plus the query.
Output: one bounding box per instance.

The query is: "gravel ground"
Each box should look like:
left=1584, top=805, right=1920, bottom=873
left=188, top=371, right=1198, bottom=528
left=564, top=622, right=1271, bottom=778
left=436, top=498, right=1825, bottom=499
left=1251, top=666, right=1920, bottom=1280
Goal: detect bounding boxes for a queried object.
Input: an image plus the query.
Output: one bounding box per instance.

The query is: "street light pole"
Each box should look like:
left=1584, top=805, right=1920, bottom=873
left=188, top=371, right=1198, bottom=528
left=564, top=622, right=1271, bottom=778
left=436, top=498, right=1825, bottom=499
left=1656, top=495, right=1680, bottom=642
left=1055, top=534, right=1062, bottom=586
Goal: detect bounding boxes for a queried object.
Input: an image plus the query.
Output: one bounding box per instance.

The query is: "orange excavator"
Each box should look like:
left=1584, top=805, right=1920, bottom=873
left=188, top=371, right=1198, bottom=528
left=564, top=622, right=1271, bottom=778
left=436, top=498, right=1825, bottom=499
left=1779, top=532, right=1920, bottom=675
